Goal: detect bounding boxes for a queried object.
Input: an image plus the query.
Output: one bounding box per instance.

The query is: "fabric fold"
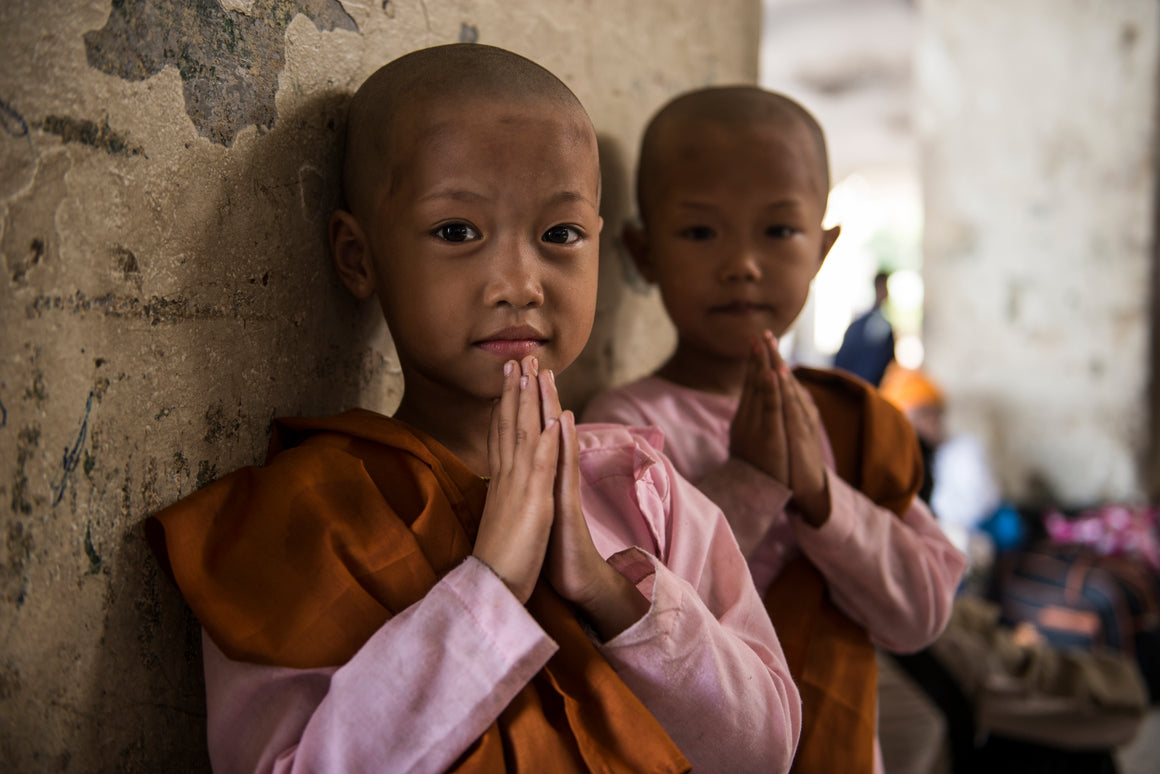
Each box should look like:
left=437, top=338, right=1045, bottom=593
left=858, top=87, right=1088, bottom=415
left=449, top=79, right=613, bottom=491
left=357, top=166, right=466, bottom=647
left=762, top=368, right=923, bottom=774
left=148, top=408, right=690, bottom=774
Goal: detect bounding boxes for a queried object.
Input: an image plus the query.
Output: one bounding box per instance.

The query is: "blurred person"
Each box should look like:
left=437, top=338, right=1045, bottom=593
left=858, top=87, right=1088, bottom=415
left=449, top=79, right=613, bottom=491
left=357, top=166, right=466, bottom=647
left=833, top=270, right=895, bottom=386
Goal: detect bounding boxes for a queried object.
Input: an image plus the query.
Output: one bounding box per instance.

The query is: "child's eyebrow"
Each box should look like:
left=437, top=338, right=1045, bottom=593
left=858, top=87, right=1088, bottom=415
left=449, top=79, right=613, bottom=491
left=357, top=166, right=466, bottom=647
left=418, top=188, right=489, bottom=204
left=760, top=199, right=807, bottom=211
left=675, top=198, right=805, bottom=211
left=545, top=190, right=599, bottom=209
left=674, top=200, right=720, bottom=211
left=417, top=188, right=597, bottom=209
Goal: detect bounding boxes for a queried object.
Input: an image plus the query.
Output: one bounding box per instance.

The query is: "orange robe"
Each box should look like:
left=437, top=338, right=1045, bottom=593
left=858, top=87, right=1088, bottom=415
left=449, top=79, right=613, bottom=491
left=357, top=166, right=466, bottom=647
left=762, top=368, right=924, bottom=774
left=147, top=409, right=690, bottom=773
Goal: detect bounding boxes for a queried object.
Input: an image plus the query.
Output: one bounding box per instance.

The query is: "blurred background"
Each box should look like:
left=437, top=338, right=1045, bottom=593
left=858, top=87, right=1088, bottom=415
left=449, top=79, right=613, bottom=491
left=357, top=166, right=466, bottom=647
left=1, top=0, right=1156, bottom=770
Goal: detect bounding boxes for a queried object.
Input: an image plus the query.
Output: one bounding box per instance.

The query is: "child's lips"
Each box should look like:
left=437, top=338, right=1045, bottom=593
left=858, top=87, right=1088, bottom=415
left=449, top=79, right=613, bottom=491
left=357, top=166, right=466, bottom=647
left=475, top=325, right=548, bottom=359
left=710, top=301, right=774, bottom=315
left=476, top=339, right=546, bottom=359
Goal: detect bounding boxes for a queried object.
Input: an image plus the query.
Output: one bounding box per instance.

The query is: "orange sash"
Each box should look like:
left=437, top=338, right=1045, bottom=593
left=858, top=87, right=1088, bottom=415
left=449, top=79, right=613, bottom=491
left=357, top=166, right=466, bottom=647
left=147, top=409, right=689, bottom=774
left=762, top=368, right=924, bottom=774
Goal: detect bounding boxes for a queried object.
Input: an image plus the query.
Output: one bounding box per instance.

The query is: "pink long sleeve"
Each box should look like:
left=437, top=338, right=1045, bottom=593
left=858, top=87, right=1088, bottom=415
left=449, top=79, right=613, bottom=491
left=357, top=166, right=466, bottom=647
left=579, top=431, right=801, bottom=774
left=793, top=471, right=966, bottom=653
left=698, top=452, right=964, bottom=654
left=201, top=425, right=799, bottom=774
left=583, top=375, right=966, bottom=654
left=202, top=557, right=556, bottom=774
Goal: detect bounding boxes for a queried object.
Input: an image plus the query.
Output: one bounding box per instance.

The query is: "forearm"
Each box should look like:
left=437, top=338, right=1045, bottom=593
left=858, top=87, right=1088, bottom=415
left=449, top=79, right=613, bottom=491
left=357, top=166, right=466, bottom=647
left=696, top=458, right=792, bottom=560
left=599, top=551, right=799, bottom=774
left=795, top=471, right=967, bottom=652
left=204, top=558, right=556, bottom=774
left=571, top=559, right=651, bottom=641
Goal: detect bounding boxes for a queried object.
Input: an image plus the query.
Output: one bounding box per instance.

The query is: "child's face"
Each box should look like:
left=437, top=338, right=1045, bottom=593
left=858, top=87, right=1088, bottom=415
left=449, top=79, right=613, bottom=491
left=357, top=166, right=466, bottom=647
left=630, top=119, right=838, bottom=362
left=343, top=96, right=602, bottom=404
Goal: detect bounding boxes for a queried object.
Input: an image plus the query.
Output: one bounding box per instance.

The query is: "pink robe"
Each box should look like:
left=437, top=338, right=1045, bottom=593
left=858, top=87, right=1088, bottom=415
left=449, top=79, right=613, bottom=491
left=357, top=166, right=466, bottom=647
left=192, top=420, right=800, bottom=774
left=583, top=375, right=968, bottom=772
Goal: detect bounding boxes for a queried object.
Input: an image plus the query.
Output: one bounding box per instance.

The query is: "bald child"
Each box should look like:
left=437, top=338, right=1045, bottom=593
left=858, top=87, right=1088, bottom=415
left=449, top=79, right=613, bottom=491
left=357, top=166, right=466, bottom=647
left=584, top=86, right=966, bottom=774
left=148, top=48, right=800, bottom=774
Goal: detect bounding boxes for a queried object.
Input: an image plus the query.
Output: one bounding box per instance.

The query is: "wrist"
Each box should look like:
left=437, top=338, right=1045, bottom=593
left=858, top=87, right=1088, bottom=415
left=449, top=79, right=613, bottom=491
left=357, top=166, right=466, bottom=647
left=572, top=561, right=649, bottom=641
left=792, top=476, right=831, bottom=528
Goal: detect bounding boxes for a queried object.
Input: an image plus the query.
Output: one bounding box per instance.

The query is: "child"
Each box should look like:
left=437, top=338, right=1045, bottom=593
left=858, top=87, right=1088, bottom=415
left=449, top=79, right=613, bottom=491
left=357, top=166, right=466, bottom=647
left=582, top=86, right=967, bottom=774
left=146, top=47, right=800, bottom=774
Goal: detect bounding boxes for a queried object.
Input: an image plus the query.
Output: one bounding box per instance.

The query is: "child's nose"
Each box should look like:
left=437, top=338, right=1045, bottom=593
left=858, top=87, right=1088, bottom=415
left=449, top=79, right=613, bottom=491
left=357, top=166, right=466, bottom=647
left=719, top=243, right=763, bottom=283
left=485, top=237, right=545, bottom=308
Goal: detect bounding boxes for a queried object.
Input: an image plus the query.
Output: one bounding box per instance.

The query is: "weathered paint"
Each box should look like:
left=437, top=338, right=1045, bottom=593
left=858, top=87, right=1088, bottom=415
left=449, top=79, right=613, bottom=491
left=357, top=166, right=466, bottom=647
left=0, top=0, right=758, bottom=768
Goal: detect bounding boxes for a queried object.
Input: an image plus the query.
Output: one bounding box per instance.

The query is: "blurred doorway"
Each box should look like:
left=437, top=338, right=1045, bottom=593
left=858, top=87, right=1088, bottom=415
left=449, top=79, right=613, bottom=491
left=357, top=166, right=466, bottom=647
left=761, top=0, right=925, bottom=369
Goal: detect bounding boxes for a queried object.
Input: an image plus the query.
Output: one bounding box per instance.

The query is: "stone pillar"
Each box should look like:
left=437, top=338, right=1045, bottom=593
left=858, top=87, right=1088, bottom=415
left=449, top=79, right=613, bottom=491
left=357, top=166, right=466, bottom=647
left=917, top=0, right=1158, bottom=507
left=0, top=1, right=758, bottom=768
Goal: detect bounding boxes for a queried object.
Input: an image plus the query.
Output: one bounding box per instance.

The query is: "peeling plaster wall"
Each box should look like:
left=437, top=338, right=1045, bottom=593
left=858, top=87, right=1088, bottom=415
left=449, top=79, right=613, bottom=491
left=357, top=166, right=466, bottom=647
left=917, top=0, right=1158, bottom=507
left=0, top=1, right=758, bottom=768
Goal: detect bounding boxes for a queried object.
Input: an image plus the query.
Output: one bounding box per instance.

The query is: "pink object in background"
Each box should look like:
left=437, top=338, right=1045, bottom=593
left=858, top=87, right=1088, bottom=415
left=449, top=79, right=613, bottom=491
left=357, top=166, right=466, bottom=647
left=1045, top=504, right=1160, bottom=572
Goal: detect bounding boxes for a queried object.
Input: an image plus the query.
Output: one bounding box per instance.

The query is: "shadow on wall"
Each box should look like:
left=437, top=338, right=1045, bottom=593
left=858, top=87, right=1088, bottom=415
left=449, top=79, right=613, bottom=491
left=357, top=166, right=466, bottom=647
left=72, top=91, right=393, bottom=771
left=560, top=133, right=634, bottom=413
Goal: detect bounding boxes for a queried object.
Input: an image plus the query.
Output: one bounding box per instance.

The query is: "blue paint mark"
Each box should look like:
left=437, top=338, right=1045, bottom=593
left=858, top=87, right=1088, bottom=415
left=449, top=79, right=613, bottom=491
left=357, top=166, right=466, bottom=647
left=52, top=391, right=94, bottom=506
left=0, top=97, right=29, bottom=138
left=84, top=522, right=103, bottom=574
left=0, top=397, right=6, bottom=428
left=84, top=0, right=358, bottom=146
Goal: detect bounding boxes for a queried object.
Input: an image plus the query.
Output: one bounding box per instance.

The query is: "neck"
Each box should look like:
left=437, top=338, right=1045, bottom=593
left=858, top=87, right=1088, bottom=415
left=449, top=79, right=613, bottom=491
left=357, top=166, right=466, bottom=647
left=656, top=341, right=749, bottom=397
left=392, top=384, right=493, bottom=477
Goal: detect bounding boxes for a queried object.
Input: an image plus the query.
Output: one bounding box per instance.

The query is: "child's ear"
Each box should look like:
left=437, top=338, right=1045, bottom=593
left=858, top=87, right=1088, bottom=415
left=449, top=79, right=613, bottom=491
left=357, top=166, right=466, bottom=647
left=814, top=224, right=841, bottom=277
left=621, top=221, right=655, bottom=283
left=329, top=210, right=376, bottom=299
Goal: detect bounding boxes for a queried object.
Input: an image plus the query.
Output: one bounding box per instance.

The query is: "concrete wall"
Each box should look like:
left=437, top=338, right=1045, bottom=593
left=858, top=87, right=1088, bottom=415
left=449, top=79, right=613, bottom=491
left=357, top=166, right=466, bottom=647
left=917, top=0, right=1158, bottom=508
left=0, top=1, right=758, bottom=768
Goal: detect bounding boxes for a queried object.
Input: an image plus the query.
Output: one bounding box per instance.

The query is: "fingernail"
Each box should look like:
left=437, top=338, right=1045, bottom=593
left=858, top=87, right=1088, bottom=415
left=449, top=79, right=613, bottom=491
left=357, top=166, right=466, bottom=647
left=531, top=357, right=539, bottom=375
left=520, top=375, right=528, bottom=389
left=548, top=369, right=555, bottom=384
left=504, top=361, right=514, bottom=376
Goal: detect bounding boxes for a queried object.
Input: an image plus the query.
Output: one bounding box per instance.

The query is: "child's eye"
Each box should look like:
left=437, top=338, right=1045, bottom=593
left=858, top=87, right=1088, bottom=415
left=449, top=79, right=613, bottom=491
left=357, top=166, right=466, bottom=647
left=543, top=225, right=581, bottom=245
left=766, top=225, right=797, bottom=239
left=433, top=222, right=480, bottom=243
left=679, top=226, right=716, bottom=241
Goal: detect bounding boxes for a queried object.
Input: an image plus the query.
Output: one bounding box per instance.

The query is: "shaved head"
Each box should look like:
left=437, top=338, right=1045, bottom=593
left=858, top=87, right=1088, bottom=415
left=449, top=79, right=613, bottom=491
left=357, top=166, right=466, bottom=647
left=341, top=44, right=591, bottom=221
left=636, top=86, right=830, bottom=222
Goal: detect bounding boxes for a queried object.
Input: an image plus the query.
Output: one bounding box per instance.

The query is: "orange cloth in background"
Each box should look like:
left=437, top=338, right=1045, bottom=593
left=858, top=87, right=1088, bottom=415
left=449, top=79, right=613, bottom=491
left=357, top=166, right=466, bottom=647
left=147, top=409, right=689, bottom=774
left=762, top=368, right=924, bottom=774
left=879, top=363, right=945, bottom=413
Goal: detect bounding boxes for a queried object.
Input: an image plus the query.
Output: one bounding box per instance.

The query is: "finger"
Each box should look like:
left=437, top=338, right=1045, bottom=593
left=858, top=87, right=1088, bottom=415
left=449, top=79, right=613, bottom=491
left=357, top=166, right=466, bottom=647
left=493, top=360, right=520, bottom=474
left=765, top=351, right=790, bottom=483
left=756, top=329, right=774, bottom=373
left=733, top=339, right=761, bottom=435
left=556, top=410, right=582, bottom=507
left=539, top=369, right=563, bottom=428
left=787, top=373, right=823, bottom=437
left=784, top=376, right=826, bottom=492
left=756, top=330, right=782, bottom=421
left=528, top=406, right=561, bottom=514
left=760, top=331, right=782, bottom=423
left=764, top=329, right=787, bottom=375
left=515, top=355, right=543, bottom=463
left=765, top=361, right=784, bottom=445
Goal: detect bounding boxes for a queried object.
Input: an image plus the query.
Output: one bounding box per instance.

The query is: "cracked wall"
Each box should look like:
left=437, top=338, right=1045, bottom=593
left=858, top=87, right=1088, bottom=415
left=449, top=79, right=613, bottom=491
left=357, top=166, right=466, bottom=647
left=0, top=1, right=759, bottom=769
